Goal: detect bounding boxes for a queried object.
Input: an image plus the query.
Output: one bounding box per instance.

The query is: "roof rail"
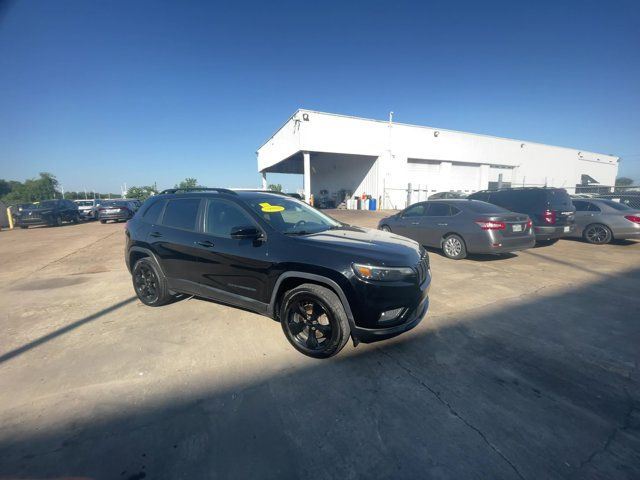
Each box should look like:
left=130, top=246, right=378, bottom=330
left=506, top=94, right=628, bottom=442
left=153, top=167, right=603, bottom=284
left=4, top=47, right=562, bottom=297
left=159, top=188, right=238, bottom=195
left=232, top=189, right=289, bottom=196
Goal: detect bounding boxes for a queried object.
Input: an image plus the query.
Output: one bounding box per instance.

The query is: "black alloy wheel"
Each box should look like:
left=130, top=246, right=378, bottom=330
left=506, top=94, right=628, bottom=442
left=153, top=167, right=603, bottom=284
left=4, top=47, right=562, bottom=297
left=280, top=284, right=350, bottom=358
left=286, top=298, right=333, bottom=352
left=134, top=262, right=160, bottom=304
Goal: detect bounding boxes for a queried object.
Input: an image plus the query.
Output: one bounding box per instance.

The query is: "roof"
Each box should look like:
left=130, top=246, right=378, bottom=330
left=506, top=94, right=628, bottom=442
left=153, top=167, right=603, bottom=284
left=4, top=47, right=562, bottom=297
left=258, top=108, right=619, bottom=160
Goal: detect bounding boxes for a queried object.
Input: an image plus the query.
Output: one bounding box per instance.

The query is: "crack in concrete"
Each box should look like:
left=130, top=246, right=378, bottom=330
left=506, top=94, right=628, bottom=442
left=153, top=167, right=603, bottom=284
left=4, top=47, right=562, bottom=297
left=577, top=399, right=637, bottom=471
left=378, top=349, right=525, bottom=480
left=19, top=230, right=120, bottom=282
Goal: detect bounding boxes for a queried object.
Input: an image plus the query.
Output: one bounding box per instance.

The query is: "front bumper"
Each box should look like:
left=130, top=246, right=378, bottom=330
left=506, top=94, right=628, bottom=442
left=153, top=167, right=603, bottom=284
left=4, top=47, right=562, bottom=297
left=353, top=295, right=429, bottom=343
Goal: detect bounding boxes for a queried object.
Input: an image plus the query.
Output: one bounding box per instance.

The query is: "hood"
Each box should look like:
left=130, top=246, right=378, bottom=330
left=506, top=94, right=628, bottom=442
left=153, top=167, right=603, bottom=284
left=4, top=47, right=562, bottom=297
left=294, top=226, right=423, bottom=267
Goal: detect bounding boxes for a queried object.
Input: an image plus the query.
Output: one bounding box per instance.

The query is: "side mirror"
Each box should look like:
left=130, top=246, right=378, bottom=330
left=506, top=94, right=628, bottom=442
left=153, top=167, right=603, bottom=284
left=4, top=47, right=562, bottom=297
left=230, top=226, right=262, bottom=240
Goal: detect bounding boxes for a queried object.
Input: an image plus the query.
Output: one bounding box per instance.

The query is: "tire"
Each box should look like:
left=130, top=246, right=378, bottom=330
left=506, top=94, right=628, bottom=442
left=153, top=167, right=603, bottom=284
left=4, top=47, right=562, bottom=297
left=72, top=214, right=80, bottom=224
left=583, top=223, right=612, bottom=245
left=280, top=283, right=351, bottom=359
left=132, top=257, right=173, bottom=307
left=100, top=220, right=107, bottom=224
left=380, top=225, right=392, bottom=232
left=54, top=216, right=62, bottom=227
left=442, top=234, right=467, bottom=260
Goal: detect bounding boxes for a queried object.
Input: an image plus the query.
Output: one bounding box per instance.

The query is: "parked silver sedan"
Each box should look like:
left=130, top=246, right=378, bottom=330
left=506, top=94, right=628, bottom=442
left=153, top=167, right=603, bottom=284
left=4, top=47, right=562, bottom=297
left=378, top=199, right=535, bottom=259
left=571, top=199, right=640, bottom=244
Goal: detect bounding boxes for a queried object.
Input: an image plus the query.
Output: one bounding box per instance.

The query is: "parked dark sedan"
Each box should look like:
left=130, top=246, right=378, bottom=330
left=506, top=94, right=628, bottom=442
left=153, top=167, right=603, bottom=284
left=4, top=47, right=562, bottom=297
left=98, top=200, right=137, bottom=223
left=15, top=199, right=80, bottom=228
left=378, top=199, right=535, bottom=259
left=571, top=199, right=640, bottom=244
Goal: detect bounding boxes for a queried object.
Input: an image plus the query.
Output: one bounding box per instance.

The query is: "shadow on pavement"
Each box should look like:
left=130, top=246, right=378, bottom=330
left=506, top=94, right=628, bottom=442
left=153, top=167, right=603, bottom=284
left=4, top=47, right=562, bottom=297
left=1, top=269, right=639, bottom=479
left=0, top=296, right=137, bottom=365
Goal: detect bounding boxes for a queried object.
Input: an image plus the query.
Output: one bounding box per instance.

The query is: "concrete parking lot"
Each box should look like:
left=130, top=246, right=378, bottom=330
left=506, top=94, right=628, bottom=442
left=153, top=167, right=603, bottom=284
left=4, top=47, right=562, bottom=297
left=1, top=212, right=639, bottom=480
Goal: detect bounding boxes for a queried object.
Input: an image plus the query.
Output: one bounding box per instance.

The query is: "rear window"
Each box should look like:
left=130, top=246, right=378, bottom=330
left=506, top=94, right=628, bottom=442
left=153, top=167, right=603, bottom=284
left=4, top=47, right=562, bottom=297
left=600, top=200, right=632, bottom=211
left=161, top=198, right=201, bottom=230
left=547, top=189, right=573, bottom=209
left=141, top=199, right=166, bottom=223
left=465, top=201, right=509, bottom=213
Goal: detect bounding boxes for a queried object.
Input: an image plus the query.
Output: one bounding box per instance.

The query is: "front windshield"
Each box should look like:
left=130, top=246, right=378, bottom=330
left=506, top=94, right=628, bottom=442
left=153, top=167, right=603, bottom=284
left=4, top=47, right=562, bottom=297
left=76, top=200, right=93, bottom=207
left=247, top=195, right=341, bottom=235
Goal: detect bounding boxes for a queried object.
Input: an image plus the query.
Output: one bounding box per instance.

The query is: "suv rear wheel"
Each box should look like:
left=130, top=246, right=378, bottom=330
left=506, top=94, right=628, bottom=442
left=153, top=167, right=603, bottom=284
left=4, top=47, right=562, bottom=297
left=132, top=258, right=173, bottom=306
left=280, top=283, right=350, bottom=358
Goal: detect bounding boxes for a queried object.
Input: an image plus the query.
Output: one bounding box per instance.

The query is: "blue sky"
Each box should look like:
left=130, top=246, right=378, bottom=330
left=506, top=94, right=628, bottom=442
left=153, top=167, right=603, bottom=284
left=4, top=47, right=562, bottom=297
left=1, top=0, right=639, bottom=193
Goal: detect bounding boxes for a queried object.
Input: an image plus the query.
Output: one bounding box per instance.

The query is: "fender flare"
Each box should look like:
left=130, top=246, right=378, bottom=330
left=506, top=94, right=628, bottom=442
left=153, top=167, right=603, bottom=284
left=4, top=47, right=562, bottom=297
left=269, top=271, right=359, bottom=345
left=127, top=246, right=166, bottom=277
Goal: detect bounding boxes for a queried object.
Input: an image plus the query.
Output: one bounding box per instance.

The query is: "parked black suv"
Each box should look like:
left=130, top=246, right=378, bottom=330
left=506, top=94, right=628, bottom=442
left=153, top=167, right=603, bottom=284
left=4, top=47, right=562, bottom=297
left=468, top=188, right=575, bottom=244
left=15, top=199, right=80, bottom=228
left=125, top=189, right=431, bottom=358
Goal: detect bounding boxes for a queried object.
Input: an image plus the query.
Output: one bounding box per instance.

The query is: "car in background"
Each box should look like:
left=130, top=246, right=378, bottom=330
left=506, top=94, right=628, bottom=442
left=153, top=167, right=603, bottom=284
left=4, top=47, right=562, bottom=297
left=468, top=188, right=575, bottom=245
left=98, top=200, right=137, bottom=223
left=428, top=191, right=467, bottom=199
left=378, top=199, right=535, bottom=259
left=15, top=199, right=80, bottom=228
left=74, top=199, right=99, bottom=220
left=571, top=199, right=640, bottom=244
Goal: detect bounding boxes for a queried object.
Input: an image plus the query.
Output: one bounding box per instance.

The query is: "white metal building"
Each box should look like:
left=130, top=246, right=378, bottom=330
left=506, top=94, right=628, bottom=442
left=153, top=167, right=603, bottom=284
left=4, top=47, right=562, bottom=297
left=257, top=109, right=619, bottom=209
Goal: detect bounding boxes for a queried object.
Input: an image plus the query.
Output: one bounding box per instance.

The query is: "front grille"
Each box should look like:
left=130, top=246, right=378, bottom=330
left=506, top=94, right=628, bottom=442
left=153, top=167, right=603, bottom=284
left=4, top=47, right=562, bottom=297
left=23, top=212, right=41, bottom=220
left=415, top=250, right=430, bottom=285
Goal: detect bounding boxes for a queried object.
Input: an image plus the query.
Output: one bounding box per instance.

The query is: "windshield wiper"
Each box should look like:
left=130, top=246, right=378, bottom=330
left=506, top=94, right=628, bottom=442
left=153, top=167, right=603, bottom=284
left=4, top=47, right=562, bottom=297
left=284, top=230, right=312, bottom=236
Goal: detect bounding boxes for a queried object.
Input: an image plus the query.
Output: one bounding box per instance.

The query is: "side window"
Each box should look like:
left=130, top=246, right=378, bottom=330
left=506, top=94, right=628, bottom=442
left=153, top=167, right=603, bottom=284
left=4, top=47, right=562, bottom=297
left=402, top=203, right=426, bottom=217
left=573, top=201, right=588, bottom=212
left=450, top=205, right=461, bottom=215
left=587, top=202, right=601, bottom=212
left=161, top=198, right=201, bottom=231
left=425, top=203, right=451, bottom=216
left=205, top=199, right=256, bottom=237
left=142, top=200, right=166, bottom=224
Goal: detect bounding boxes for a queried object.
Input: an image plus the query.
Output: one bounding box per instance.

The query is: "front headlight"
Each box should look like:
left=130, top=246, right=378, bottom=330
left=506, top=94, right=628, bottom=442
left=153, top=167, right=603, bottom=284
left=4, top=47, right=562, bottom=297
left=352, top=263, right=415, bottom=282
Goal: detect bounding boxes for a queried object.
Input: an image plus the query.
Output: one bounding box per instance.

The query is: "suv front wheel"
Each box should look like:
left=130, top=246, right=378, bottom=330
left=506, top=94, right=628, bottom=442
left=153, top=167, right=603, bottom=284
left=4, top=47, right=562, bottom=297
left=280, top=283, right=351, bottom=358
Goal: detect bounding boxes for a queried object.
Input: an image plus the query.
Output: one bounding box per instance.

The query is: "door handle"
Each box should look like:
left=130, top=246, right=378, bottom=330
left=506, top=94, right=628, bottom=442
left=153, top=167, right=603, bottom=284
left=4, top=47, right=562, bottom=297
left=150, top=231, right=162, bottom=238
left=437, top=223, right=448, bottom=226
left=411, top=222, right=420, bottom=225
left=196, top=240, right=215, bottom=248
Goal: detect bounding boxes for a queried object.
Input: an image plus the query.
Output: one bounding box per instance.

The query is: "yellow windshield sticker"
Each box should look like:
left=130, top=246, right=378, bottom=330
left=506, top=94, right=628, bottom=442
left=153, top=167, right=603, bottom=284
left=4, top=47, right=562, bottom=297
left=259, top=202, right=285, bottom=213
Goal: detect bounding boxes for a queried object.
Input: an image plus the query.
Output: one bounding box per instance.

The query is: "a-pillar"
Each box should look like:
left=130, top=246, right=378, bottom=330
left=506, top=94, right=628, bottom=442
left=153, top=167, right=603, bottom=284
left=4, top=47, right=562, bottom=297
left=303, top=151, right=311, bottom=203
left=261, top=172, right=267, bottom=190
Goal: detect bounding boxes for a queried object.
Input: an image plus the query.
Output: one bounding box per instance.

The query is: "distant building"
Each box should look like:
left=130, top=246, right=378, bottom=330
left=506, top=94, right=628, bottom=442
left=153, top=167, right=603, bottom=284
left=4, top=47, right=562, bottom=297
left=257, top=109, right=619, bottom=208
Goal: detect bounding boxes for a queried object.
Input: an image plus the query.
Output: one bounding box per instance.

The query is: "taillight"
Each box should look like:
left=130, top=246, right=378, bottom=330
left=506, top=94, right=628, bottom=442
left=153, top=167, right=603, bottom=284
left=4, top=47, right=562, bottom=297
left=475, top=219, right=506, bottom=230
left=526, top=219, right=533, bottom=229
left=543, top=210, right=556, bottom=225
left=624, top=215, right=640, bottom=224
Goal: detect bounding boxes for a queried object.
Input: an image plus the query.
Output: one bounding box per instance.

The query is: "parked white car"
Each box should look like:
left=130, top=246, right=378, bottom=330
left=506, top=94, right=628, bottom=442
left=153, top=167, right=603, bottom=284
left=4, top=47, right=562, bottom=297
left=74, top=199, right=100, bottom=220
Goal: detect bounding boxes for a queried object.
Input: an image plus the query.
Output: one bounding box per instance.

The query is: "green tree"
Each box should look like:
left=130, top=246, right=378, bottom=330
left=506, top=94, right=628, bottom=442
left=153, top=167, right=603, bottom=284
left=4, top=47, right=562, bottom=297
left=175, top=177, right=199, bottom=189
left=615, top=177, right=634, bottom=187
left=268, top=183, right=283, bottom=192
left=126, top=185, right=158, bottom=200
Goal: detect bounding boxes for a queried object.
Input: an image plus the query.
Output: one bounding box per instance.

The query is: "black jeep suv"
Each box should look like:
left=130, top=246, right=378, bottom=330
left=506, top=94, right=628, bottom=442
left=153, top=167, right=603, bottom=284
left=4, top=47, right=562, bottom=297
left=125, top=189, right=431, bottom=358
left=16, top=199, right=81, bottom=228
left=468, top=187, right=576, bottom=244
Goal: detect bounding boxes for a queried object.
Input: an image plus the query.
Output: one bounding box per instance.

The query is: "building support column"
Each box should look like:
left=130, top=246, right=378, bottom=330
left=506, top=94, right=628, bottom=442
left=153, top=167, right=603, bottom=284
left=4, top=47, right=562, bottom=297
left=261, top=172, right=267, bottom=190
left=303, top=151, right=311, bottom=203
left=479, top=164, right=490, bottom=191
